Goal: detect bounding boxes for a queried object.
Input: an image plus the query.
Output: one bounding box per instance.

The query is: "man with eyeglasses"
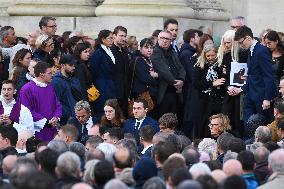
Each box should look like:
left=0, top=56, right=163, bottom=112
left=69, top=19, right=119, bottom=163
left=39, top=16, right=57, bottom=36
left=231, top=26, right=277, bottom=138
left=230, top=16, right=245, bottom=31
left=151, top=30, right=186, bottom=118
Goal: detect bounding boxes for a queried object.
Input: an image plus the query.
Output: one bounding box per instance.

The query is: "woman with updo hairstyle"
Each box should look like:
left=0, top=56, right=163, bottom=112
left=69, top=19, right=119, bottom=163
left=130, top=38, right=159, bottom=118
left=190, top=44, right=226, bottom=138
left=100, top=98, right=125, bottom=128
left=218, top=30, right=247, bottom=137
left=10, top=48, right=32, bottom=93
left=264, top=30, right=284, bottom=86
left=33, top=34, right=54, bottom=63
left=73, top=42, right=93, bottom=101
left=198, top=33, right=214, bottom=54
left=90, top=29, right=116, bottom=118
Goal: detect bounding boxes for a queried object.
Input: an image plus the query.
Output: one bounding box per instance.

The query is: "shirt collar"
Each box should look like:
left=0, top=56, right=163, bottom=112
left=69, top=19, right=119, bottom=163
left=135, top=117, right=146, bottom=130
left=250, top=40, right=258, bottom=56
left=141, top=144, right=153, bottom=154
left=33, top=78, right=47, bottom=87
left=26, top=73, right=34, bottom=81
left=2, top=99, right=16, bottom=107
left=85, top=117, right=93, bottom=131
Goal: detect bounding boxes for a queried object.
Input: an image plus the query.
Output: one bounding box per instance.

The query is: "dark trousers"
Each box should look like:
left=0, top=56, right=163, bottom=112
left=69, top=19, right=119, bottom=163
left=157, top=92, right=177, bottom=119
left=243, top=95, right=274, bottom=139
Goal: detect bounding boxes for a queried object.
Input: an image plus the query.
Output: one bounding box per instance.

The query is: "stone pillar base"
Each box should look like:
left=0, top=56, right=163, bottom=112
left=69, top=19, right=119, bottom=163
left=7, top=4, right=96, bottom=17
left=96, top=3, right=194, bottom=18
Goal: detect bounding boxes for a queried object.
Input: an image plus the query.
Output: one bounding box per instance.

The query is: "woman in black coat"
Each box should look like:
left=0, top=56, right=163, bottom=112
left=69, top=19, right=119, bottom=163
left=73, top=42, right=93, bottom=101
left=130, top=38, right=159, bottom=118
left=190, top=44, right=226, bottom=139
left=218, top=30, right=248, bottom=138
left=90, top=30, right=116, bottom=118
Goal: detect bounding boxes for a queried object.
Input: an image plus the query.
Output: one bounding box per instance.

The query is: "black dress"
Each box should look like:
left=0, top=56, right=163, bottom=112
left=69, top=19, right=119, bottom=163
left=190, top=62, right=226, bottom=139
left=221, top=50, right=248, bottom=137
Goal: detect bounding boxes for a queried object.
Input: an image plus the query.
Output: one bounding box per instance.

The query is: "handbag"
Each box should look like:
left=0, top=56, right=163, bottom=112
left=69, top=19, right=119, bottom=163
left=87, top=85, right=100, bottom=102
left=128, top=57, right=155, bottom=117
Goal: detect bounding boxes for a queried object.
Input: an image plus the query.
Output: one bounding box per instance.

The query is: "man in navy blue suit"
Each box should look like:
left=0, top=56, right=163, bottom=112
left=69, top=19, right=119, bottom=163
left=123, top=99, right=159, bottom=149
left=231, top=26, right=277, bottom=137
left=139, top=125, right=155, bottom=158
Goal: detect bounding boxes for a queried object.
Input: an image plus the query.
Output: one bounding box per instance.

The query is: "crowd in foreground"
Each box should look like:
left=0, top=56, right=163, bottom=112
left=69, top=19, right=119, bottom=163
left=0, top=15, right=284, bottom=189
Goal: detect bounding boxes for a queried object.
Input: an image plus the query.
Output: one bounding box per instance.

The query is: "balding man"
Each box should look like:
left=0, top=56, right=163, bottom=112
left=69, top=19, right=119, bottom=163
left=211, top=169, right=227, bottom=183
left=257, top=149, right=284, bottom=189
left=71, top=183, right=93, bottom=189
left=2, top=155, right=17, bottom=179
left=223, top=159, right=243, bottom=176
left=27, top=30, right=40, bottom=53
left=151, top=30, right=186, bottom=118
left=113, top=147, right=134, bottom=176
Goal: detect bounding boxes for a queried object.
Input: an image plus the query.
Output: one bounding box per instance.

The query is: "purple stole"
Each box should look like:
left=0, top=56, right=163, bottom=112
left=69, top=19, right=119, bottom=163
left=0, top=101, right=21, bottom=123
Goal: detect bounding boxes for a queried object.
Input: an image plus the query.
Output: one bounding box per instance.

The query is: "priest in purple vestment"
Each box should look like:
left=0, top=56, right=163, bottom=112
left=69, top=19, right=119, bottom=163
left=18, top=61, right=62, bottom=141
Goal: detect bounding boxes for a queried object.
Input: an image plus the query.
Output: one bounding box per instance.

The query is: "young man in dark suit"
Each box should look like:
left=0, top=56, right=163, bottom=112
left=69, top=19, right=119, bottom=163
left=123, top=99, right=159, bottom=150
left=231, top=26, right=277, bottom=138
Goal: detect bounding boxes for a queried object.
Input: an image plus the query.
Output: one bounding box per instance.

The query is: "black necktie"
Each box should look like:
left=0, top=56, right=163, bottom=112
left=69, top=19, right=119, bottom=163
left=135, top=121, right=141, bottom=130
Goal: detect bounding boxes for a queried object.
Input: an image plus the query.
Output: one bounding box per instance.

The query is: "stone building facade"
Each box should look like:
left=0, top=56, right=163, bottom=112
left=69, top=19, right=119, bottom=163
left=0, top=0, right=283, bottom=39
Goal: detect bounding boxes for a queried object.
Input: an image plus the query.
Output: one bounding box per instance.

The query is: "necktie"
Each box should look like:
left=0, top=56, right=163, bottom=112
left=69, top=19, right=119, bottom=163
left=135, top=121, right=141, bottom=130
left=81, top=123, right=88, bottom=144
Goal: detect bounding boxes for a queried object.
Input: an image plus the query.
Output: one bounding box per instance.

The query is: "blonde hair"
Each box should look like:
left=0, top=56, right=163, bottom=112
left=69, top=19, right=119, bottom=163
left=195, top=44, right=218, bottom=69
left=217, top=30, right=239, bottom=64
left=35, top=34, right=51, bottom=49
left=209, top=113, right=232, bottom=132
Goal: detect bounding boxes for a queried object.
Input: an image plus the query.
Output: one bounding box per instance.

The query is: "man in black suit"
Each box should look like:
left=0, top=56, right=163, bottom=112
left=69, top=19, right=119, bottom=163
left=111, top=26, right=130, bottom=116
left=232, top=26, right=277, bottom=137
left=151, top=30, right=186, bottom=118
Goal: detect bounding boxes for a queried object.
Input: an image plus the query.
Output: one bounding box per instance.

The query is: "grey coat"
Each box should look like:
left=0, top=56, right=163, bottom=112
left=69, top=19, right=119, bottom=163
left=151, top=46, right=186, bottom=104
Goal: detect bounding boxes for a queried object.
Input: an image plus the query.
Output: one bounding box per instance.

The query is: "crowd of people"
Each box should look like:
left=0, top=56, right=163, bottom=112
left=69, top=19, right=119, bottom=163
left=0, top=15, right=283, bottom=189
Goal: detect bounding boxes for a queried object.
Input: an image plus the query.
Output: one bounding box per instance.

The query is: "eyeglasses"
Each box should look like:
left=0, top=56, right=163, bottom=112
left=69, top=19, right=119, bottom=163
left=208, top=123, right=219, bottom=128
left=238, top=37, right=247, bottom=45
left=159, top=37, right=171, bottom=41
left=46, top=25, right=57, bottom=28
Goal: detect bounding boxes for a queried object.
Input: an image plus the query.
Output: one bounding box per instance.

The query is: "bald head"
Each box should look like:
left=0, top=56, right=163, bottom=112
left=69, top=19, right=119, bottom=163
left=113, top=147, right=133, bottom=169
left=211, top=169, right=227, bottom=183
left=223, top=159, right=243, bottom=176
left=2, top=155, right=17, bottom=175
left=71, top=183, right=93, bottom=189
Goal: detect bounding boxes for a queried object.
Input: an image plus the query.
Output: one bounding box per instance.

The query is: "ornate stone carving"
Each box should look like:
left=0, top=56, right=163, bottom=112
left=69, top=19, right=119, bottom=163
left=186, top=0, right=229, bottom=21
left=7, top=0, right=98, bottom=16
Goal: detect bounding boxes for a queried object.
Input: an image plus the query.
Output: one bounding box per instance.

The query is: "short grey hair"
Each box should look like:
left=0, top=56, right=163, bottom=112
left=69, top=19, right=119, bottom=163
left=198, top=138, right=217, bottom=160
left=255, top=126, right=272, bottom=143
left=69, top=142, right=85, bottom=160
left=47, top=140, right=69, bottom=155
left=254, top=147, right=270, bottom=164
left=268, top=149, right=284, bottom=173
left=189, top=162, right=211, bottom=179
left=223, top=150, right=238, bottom=163
left=74, top=100, right=91, bottom=114
left=56, top=151, right=81, bottom=177
left=104, top=179, right=128, bottom=189
left=231, top=16, right=246, bottom=25
left=96, top=143, right=117, bottom=163
left=0, top=26, right=14, bottom=42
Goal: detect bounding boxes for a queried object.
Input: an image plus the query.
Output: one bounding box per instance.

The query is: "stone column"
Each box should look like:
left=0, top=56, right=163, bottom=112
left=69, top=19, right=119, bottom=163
left=0, top=0, right=15, bottom=16
left=7, top=0, right=98, bottom=16
left=95, top=0, right=195, bottom=18
left=186, top=0, right=229, bottom=21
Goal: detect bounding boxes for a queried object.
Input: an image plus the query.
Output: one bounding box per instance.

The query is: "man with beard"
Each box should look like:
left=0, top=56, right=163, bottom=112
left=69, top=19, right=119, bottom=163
left=51, top=54, right=82, bottom=125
